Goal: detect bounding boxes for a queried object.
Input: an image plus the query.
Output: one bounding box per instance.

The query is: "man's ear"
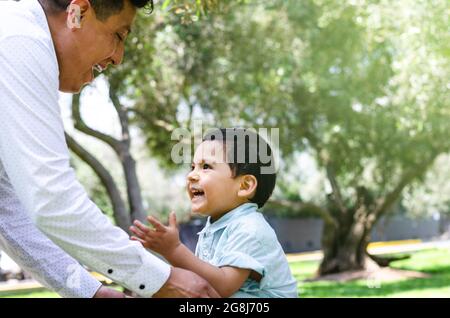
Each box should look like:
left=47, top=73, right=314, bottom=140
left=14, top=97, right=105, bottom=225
left=66, top=0, right=91, bottom=29
left=237, top=175, right=258, bottom=200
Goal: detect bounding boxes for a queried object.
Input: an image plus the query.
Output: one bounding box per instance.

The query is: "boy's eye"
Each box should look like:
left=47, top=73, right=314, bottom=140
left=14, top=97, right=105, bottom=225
left=190, top=164, right=195, bottom=171
left=202, top=163, right=211, bottom=170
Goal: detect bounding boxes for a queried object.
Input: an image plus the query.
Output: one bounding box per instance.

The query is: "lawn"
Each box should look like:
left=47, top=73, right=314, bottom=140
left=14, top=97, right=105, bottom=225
left=2, top=248, right=450, bottom=298
left=1, top=290, right=60, bottom=298
left=292, top=248, right=450, bottom=297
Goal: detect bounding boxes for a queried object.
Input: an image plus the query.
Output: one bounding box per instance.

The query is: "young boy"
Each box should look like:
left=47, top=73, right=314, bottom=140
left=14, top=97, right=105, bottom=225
left=130, top=128, right=298, bottom=298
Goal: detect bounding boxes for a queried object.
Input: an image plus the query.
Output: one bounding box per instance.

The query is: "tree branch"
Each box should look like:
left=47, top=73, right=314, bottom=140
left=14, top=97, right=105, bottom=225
left=109, top=88, right=131, bottom=148
left=71, top=94, right=123, bottom=155
left=108, top=88, right=146, bottom=223
left=374, top=154, right=439, bottom=219
left=127, top=108, right=175, bottom=132
left=65, top=132, right=131, bottom=231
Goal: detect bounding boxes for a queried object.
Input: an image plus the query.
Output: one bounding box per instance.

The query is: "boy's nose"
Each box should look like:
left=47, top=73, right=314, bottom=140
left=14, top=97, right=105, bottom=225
left=187, top=171, right=200, bottom=182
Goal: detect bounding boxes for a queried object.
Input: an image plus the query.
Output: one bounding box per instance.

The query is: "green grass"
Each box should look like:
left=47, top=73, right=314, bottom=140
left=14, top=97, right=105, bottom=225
left=1, top=290, right=60, bottom=298
left=292, top=248, right=450, bottom=297
left=2, top=248, right=450, bottom=298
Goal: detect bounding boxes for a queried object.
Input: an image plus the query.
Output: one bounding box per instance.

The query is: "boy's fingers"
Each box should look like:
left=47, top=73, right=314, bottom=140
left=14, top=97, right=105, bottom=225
left=147, top=215, right=166, bottom=232
left=169, top=211, right=178, bottom=228
left=130, top=226, right=146, bottom=239
left=132, top=234, right=153, bottom=245
left=131, top=236, right=146, bottom=245
left=133, top=220, right=150, bottom=233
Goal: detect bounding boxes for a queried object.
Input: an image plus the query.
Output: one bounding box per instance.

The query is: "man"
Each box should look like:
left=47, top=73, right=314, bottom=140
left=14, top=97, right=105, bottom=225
left=0, top=0, right=219, bottom=298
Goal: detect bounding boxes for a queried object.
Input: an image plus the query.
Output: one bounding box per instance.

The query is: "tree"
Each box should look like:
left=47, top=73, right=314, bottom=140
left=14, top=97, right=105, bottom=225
left=187, top=1, right=449, bottom=274
left=120, top=0, right=449, bottom=275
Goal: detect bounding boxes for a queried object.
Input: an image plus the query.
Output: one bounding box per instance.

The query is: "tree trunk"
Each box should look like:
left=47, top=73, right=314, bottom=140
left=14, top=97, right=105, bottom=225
left=318, top=205, right=379, bottom=275
left=122, top=153, right=146, bottom=223
left=317, top=154, right=438, bottom=276
left=109, top=89, right=147, bottom=223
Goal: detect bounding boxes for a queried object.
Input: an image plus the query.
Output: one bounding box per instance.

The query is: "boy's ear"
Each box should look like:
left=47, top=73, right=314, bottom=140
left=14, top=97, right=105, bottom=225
left=237, top=175, right=258, bottom=200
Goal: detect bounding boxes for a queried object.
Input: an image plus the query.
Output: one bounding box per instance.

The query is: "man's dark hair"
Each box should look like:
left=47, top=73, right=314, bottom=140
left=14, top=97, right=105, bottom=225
left=41, top=0, right=153, bottom=20
left=202, top=128, right=277, bottom=209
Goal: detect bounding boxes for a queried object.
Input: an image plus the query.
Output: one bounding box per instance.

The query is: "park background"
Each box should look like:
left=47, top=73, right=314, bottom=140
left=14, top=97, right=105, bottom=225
left=0, top=0, right=449, bottom=297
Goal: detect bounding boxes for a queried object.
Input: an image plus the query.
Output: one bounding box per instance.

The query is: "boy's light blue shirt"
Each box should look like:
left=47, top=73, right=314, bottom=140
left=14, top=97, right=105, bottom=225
left=195, top=203, right=298, bottom=298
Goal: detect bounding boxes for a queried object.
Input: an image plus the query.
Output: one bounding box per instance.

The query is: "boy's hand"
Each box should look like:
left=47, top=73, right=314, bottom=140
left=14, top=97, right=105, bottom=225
left=130, top=212, right=181, bottom=259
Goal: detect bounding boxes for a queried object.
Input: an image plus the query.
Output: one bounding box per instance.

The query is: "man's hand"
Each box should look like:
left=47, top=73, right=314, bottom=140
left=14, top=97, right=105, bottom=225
left=93, top=286, right=126, bottom=298
left=130, top=212, right=181, bottom=259
left=153, top=267, right=220, bottom=298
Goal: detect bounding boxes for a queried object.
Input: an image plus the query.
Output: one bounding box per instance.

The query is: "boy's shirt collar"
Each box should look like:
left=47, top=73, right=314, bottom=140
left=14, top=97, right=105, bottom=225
left=197, top=202, right=258, bottom=236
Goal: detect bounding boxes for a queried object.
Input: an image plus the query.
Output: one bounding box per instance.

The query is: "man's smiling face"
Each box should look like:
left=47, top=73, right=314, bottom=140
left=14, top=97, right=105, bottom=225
left=57, top=0, right=136, bottom=92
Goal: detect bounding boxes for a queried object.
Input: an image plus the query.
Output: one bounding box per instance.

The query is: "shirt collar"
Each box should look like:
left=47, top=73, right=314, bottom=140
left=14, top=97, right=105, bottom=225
left=24, top=0, right=51, bottom=33
left=197, top=203, right=259, bottom=236
left=25, top=0, right=60, bottom=78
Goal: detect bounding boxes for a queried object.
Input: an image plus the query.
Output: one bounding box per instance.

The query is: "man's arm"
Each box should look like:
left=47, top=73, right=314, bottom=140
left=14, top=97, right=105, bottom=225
left=0, top=172, right=109, bottom=298
left=0, top=34, right=193, bottom=297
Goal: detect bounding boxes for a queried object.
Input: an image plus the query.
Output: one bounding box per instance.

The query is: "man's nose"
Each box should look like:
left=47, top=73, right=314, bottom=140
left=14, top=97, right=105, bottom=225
left=111, top=43, right=125, bottom=66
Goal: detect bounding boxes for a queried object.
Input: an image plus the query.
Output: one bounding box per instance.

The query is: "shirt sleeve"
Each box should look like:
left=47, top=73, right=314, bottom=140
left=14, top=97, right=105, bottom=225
left=215, top=227, right=266, bottom=278
left=0, top=35, right=170, bottom=297
left=0, top=174, right=102, bottom=298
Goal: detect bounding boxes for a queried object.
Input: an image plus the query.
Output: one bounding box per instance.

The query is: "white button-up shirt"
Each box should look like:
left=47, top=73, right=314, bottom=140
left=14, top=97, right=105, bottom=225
left=0, top=0, right=170, bottom=297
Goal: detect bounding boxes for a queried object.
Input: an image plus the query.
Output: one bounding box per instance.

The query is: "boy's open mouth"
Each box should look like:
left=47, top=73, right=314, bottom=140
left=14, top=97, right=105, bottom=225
left=191, top=189, right=205, bottom=198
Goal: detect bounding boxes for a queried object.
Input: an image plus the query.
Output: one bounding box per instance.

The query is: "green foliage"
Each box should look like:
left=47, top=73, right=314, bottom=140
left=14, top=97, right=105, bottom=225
left=105, top=0, right=449, bottom=214
left=403, top=154, right=450, bottom=217
left=160, top=0, right=239, bottom=24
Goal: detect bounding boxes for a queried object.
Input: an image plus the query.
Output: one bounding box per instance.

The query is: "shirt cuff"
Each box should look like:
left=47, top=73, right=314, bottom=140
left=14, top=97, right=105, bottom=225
left=57, top=269, right=102, bottom=298
left=123, top=252, right=171, bottom=297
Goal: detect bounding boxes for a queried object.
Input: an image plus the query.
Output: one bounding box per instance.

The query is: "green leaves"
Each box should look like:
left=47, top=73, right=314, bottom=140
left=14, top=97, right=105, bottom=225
left=102, top=0, right=449, bottom=211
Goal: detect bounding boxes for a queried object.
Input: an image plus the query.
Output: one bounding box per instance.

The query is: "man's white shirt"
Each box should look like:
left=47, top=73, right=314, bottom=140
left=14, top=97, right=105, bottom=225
left=0, top=0, right=170, bottom=297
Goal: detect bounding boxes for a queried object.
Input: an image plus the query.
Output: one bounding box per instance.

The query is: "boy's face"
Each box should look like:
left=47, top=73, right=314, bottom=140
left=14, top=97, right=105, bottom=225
left=187, top=141, right=247, bottom=220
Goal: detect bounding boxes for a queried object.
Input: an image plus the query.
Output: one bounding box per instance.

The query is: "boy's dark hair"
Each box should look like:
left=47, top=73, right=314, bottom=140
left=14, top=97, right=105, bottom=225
left=41, top=0, right=153, bottom=20
left=202, top=128, right=277, bottom=209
